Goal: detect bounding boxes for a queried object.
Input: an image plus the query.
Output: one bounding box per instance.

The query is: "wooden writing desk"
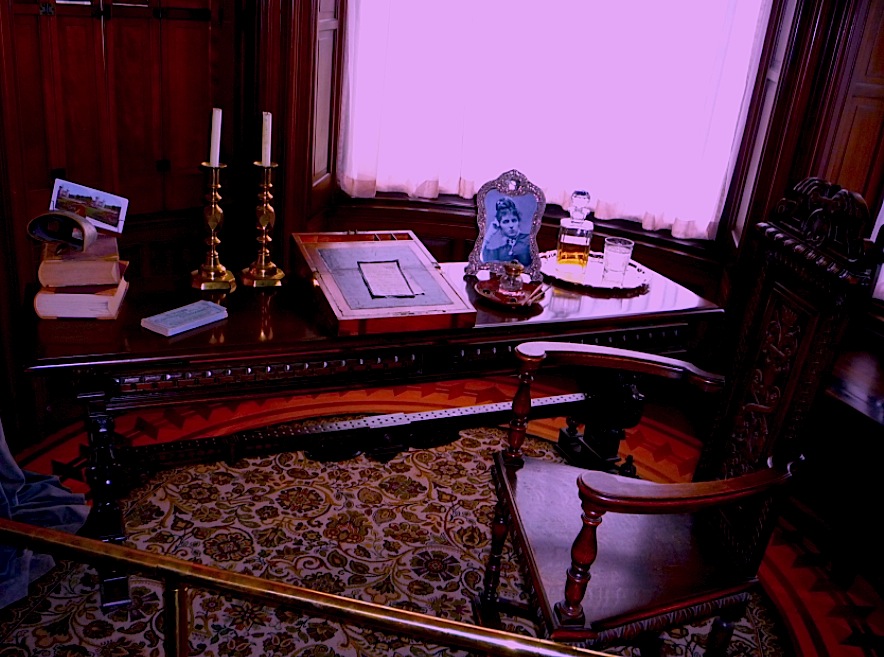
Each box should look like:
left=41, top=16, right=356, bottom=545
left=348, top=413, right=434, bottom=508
left=29, top=261, right=719, bottom=405
left=25, top=259, right=721, bottom=603
left=27, top=259, right=720, bottom=477
left=28, top=261, right=720, bottom=440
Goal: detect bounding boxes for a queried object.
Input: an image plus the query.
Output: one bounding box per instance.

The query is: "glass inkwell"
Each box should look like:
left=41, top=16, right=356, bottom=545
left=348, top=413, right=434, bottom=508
left=498, top=260, right=525, bottom=297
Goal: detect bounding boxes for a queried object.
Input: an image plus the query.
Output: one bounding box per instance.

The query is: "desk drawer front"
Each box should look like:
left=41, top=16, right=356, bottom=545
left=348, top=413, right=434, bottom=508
left=111, top=352, right=421, bottom=396
left=71, top=322, right=697, bottom=415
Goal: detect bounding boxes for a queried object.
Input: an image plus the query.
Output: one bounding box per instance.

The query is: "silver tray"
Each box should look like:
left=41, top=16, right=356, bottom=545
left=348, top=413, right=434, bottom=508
left=540, top=251, right=650, bottom=295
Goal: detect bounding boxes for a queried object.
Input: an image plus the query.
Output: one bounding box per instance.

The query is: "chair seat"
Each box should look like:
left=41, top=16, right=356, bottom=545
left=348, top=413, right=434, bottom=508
left=495, top=452, right=755, bottom=641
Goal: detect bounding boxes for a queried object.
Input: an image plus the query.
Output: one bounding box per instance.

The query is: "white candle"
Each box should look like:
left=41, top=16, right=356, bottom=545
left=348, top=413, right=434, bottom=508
left=261, top=112, right=272, bottom=166
left=209, top=107, right=222, bottom=167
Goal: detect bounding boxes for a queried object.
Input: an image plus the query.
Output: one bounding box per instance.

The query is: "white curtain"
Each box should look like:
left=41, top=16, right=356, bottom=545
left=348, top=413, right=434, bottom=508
left=339, top=1, right=771, bottom=240
left=873, top=204, right=884, bottom=300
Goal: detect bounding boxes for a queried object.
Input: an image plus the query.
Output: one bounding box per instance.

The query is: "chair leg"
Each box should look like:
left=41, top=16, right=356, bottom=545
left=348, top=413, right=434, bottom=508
left=505, top=359, right=541, bottom=463
left=634, top=633, right=664, bottom=657
left=554, top=507, right=603, bottom=626
left=476, top=500, right=509, bottom=626
left=705, top=608, right=741, bottom=657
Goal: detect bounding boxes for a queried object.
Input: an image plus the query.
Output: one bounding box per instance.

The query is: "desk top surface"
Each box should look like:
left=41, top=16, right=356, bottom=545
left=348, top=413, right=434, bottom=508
left=27, top=261, right=721, bottom=372
left=827, top=348, right=884, bottom=426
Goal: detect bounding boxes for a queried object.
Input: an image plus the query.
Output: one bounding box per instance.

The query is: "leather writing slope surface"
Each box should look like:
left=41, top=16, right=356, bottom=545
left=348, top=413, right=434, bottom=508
left=292, top=231, right=476, bottom=336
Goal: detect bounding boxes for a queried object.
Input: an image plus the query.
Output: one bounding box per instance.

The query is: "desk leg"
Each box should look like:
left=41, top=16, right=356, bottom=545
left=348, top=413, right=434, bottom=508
left=557, top=373, right=645, bottom=475
left=81, top=409, right=131, bottom=609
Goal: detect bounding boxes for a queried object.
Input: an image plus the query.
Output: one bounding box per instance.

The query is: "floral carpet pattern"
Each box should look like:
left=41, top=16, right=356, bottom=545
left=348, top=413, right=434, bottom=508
left=0, top=423, right=791, bottom=657
left=2, top=378, right=882, bottom=656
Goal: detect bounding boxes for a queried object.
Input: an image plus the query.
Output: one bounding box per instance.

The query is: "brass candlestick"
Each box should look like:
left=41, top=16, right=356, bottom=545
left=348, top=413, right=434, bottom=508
left=192, top=163, right=236, bottom=292
left=241, top=162, right=285, bottom=288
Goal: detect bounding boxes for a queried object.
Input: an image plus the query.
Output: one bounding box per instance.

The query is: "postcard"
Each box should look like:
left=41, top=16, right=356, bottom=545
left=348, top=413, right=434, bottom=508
left=50, top=179, right=129, bottom=234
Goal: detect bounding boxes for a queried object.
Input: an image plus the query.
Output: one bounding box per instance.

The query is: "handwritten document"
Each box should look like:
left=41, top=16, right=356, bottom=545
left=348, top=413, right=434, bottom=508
left=358, top=260, right=417, bottom=297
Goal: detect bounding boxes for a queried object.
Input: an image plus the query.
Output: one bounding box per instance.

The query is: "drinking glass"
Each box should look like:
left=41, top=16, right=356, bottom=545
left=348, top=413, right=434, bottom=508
left=602, top=237, right=634, bottom=283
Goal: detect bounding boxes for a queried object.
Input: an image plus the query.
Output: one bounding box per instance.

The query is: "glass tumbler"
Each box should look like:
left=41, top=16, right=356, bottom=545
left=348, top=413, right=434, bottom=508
left=602, top=237, right=634, bottom=283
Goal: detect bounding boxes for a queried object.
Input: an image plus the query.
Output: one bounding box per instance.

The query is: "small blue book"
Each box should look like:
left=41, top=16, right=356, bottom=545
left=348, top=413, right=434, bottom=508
left=141, top=300, right=228, bottom=336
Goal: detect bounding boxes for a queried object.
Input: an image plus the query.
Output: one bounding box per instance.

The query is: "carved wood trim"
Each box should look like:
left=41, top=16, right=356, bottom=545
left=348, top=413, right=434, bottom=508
left=766, top=175, right=874, bottom=273
left=85, top=323, right=693, bottom=414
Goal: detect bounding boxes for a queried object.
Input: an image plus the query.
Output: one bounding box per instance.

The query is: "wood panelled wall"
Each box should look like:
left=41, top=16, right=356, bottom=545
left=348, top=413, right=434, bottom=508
left=1, top=0, right=237, bottom=295
left=0, top=0, right=345, bottom=438
left=0, top=0, right=882, bottom=440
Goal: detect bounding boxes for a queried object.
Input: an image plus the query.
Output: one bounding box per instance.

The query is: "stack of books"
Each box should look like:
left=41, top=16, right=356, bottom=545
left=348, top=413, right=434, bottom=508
left=33, top=234, right=129, bottom=319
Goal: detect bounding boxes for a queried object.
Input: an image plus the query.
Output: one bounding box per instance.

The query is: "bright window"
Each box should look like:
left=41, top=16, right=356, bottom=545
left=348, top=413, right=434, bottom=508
left=873, top=204, right=884, bottom=301
left=338, top=1, right=773, bottom=240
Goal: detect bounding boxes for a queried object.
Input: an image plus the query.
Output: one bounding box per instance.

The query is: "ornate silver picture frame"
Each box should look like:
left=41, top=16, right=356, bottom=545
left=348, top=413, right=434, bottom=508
left=465, top=169, right=546, bottom=282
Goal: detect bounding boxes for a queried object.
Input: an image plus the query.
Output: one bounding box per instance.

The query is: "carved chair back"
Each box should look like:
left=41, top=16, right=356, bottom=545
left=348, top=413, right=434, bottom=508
left=694, top=177, right=882, bottom=571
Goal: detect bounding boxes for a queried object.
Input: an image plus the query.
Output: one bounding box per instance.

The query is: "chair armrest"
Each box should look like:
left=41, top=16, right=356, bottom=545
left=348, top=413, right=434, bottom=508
left=516, top=342, right=725, bottom=393
left=577, top=466, right=793, bottom=514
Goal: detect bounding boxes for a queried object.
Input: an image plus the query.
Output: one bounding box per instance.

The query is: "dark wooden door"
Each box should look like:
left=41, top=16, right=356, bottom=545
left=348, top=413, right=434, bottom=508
left=817, top=0, right=884, bottom=219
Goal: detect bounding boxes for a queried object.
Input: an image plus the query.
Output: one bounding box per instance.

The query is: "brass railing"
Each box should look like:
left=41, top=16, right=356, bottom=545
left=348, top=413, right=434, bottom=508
left=0, top=517, right=608, bottom=656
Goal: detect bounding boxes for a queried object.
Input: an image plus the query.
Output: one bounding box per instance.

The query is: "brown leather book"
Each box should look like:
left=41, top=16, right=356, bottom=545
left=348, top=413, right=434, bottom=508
left=37, top=234, right=120, bottom=287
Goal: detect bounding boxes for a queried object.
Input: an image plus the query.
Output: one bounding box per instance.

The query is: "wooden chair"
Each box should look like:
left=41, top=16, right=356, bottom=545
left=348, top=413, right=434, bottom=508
left=474, top=178, right=882, bottom=655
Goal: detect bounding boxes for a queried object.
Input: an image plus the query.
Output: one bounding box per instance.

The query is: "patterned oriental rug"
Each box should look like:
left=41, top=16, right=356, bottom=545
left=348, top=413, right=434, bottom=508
left=2, top=377, right=882, bottom=656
